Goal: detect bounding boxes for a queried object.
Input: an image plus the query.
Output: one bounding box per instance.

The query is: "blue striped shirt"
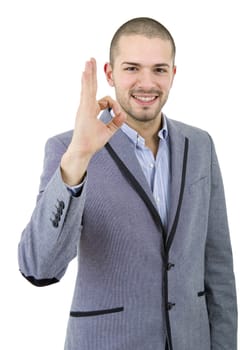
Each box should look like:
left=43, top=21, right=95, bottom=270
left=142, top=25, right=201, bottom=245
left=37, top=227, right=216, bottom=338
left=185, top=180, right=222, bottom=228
left=121, top=116, right=170, bottom=227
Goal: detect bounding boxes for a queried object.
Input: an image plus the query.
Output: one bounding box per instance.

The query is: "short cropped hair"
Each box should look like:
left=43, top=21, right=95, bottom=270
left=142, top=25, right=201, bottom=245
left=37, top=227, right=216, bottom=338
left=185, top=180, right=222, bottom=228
left=109, top=17, right=176, bottom=66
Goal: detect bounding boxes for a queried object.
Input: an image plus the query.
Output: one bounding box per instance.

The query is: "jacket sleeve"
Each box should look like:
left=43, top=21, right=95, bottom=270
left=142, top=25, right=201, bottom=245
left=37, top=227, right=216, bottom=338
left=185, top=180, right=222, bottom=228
left=205, top=137, right=237, bottom=349
left=18, top=135, right=86, bottom=286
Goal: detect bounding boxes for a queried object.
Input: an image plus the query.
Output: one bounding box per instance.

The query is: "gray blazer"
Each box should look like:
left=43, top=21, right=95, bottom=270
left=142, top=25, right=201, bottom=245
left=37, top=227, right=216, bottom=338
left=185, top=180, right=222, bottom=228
left=18, top=110, right=237, bottom=350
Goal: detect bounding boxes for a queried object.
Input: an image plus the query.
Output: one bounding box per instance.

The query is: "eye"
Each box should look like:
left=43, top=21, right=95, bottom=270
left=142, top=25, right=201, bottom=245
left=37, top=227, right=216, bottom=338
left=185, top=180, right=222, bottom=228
left=124, top=66, right=138, bottom=72
left=155, top=67, right=168, bottom=74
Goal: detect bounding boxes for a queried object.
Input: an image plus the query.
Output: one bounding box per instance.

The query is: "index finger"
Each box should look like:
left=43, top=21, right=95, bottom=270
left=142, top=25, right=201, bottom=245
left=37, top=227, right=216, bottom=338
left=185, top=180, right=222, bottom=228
left=98, top=96, right=122, bottom=116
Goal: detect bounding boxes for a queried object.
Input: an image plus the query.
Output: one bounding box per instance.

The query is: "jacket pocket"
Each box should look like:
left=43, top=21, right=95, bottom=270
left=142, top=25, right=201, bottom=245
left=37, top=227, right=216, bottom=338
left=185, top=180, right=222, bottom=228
left=70, top=306, right=124, bottom=317
left=189, top=176, right=208, bottom=194
left=197, top=291, right=206, bottom=297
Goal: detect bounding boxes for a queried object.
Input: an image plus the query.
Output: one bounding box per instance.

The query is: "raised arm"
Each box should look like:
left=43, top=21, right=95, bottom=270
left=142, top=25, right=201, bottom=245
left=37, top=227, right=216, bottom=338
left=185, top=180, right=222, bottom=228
left=18, top=58, right=126, bottom=286
left=61, top=58, right=126, bottom=186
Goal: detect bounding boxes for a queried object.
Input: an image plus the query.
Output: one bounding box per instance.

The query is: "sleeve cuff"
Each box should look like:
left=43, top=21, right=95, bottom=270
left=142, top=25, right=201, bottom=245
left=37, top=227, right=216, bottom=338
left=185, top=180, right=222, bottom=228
left=65, top=178, right=86, bottom=197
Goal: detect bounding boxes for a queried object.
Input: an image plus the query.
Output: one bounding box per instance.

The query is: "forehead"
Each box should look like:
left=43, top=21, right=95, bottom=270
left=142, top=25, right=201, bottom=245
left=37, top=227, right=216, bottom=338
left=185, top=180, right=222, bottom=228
left=115, top=34, right=173, bottom=64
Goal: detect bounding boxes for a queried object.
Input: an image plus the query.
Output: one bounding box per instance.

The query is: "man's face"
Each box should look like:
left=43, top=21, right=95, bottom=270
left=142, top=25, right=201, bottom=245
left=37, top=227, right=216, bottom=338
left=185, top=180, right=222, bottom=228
left=105, top=35, right=176, bottom=125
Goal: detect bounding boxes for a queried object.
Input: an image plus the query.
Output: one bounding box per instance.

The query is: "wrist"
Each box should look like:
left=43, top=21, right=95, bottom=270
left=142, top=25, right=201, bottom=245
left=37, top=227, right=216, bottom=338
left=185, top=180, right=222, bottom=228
left=60, top=150, right=91, bottom=186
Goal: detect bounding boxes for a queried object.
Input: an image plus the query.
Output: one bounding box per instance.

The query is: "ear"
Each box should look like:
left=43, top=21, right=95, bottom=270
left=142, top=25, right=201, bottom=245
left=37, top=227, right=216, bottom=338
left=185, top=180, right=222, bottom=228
left=170, top=65, right=177, bottom=88
left=104, top=63, right=114, bottom=87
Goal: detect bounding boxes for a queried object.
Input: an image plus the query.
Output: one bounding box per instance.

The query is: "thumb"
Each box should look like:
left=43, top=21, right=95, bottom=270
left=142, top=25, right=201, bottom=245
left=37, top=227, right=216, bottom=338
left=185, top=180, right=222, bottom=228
left=107, top=111, right=127, bottom=134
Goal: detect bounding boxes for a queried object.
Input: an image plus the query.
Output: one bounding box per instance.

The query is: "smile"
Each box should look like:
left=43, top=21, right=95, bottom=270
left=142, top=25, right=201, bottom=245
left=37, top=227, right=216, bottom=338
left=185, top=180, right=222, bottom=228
left=132, top=95, right=158, bottom=102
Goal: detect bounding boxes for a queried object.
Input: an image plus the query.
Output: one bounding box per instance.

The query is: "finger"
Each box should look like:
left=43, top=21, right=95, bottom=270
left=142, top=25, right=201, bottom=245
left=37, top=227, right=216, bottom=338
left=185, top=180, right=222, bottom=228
left=81, top=59, right=97, bottom=100
left=107, top=111, right=127, bottom=133
left=90, top=57, right=97, bottom=92
left=97, top=96, right=126, bottom=133
left=98, top=96, right=121, bottom=115
left=98, top=98, right=109, bottom=110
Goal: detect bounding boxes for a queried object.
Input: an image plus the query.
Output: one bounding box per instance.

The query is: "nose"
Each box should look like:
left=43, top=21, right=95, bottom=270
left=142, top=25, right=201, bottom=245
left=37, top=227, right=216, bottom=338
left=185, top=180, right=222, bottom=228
left=137, top=69, right=155, bottom=90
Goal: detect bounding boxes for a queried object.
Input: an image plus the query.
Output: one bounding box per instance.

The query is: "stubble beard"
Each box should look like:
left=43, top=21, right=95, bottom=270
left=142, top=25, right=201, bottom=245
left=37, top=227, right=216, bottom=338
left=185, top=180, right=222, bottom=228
left=116, top=92, right=169, bottom=124
left=124, top=106, right=162, bottom=124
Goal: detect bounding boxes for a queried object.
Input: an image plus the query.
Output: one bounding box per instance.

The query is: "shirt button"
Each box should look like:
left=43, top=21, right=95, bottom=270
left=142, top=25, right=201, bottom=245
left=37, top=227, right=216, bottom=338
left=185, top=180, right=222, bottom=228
left=149, top=163, right=154, bottom=168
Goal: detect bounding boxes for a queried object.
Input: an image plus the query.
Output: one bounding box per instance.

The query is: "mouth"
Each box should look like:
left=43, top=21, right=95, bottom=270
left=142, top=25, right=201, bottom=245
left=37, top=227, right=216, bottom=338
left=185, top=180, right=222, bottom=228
left=132, top=94, right=158, bottom=105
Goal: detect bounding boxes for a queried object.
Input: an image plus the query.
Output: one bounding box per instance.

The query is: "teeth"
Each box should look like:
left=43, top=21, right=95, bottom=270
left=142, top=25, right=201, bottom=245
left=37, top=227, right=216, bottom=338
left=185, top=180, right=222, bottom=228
left=133, top=95, right=156, bottom=102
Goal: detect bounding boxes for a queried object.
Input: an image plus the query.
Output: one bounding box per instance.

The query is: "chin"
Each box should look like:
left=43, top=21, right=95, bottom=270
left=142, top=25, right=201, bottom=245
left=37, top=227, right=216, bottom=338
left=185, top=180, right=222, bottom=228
left=132, top=114, right=159, bottom=123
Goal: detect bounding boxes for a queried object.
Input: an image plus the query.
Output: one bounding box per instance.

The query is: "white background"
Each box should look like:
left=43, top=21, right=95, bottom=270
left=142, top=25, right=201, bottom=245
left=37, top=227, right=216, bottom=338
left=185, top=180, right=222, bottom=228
left=0, top=0, right=244, bottom=348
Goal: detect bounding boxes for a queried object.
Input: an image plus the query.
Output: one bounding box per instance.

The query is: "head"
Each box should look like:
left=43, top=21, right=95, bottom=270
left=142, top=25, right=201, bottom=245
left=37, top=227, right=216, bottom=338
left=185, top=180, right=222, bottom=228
left=104, top=17, right=177, bottom=128
left=109, top=17, right=176, bottom=67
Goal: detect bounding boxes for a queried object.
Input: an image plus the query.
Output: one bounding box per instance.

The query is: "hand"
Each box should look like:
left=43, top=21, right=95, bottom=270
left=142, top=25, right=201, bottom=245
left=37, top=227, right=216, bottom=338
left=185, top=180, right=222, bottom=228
left=61, top=58, right=126, bottom=186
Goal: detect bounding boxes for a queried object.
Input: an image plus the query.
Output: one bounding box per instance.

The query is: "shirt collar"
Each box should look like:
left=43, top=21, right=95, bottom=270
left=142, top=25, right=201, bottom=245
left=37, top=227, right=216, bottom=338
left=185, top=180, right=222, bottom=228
left=120, top=114, right=168, bottom=148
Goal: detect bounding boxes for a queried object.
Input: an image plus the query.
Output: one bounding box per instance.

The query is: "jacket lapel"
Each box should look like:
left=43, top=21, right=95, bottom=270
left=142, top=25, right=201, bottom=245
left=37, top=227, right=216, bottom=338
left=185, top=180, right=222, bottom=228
left=101, top=110, right=189, bottom=250
left=101, top=110, right=163, bottom=230
left=107, top=128, right=160, bottom=216
left=166, top=119, right=189, bottom=250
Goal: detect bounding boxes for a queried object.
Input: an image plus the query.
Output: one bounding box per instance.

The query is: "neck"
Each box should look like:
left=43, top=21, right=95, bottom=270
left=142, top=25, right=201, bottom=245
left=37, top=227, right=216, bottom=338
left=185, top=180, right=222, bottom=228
left=125, top=115, right=163, bottom=157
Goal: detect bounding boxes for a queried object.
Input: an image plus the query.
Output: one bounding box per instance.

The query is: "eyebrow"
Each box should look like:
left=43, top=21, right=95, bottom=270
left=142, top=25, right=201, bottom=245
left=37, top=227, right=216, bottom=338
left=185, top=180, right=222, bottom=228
left=121, top=62, right=171, bottom=68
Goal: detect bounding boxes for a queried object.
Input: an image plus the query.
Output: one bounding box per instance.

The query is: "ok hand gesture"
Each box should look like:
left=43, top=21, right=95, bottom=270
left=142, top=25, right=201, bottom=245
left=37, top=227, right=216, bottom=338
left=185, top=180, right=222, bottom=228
left=61, top=58, right=126, bottom=186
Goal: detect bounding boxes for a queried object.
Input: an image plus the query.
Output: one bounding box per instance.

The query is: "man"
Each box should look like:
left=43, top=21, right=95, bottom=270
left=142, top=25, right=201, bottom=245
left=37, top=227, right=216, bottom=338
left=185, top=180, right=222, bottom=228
left=18, top=17, right=237, bottom=350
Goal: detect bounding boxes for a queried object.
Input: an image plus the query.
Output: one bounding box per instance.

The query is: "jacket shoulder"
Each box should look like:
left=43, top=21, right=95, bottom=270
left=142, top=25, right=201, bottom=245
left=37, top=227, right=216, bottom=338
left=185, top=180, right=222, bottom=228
left=45, top=130, right=73, bottom=150
left=168, top=118, right=208, bottom=135
left=167, top=118, right=211, bottom=144
left=38, top=130, right=73, bottom=192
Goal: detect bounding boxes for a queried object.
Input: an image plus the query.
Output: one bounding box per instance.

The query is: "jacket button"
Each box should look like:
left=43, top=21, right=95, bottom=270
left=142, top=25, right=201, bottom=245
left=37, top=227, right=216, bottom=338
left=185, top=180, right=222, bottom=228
left=56, top=206, right=63, bottom=215
left=167, top=262, right=175, bottom=271
left=52, top=219, right=59, bottom=228
left=167, top=302, right=176, bottom=310
left=58, top=200, right=65, bottom=209
left=54, top=213, right=61, bottom=221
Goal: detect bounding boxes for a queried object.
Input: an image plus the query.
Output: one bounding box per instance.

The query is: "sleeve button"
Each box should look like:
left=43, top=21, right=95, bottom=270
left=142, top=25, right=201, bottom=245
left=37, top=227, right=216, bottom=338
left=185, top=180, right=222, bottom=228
left=58, top=200, right=65, bottom=209
left=57, top=207, right=63, bottom=215
left=51, top=219, right=59, bottom=228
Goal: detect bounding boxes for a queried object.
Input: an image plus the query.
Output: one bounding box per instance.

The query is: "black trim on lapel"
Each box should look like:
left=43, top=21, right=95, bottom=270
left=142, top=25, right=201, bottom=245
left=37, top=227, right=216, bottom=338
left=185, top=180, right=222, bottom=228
left=166, top=137, right=189, bottom=252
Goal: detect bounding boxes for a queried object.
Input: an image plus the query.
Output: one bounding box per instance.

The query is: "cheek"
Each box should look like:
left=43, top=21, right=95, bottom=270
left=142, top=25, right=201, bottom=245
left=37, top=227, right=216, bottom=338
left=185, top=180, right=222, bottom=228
left=114, top=77, right=133, bottom=92
left=168, top=74, right=175, bottom=88
left=161, top=78, right=173, bottom=92
left=115, top=72, right=136, bottom=86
